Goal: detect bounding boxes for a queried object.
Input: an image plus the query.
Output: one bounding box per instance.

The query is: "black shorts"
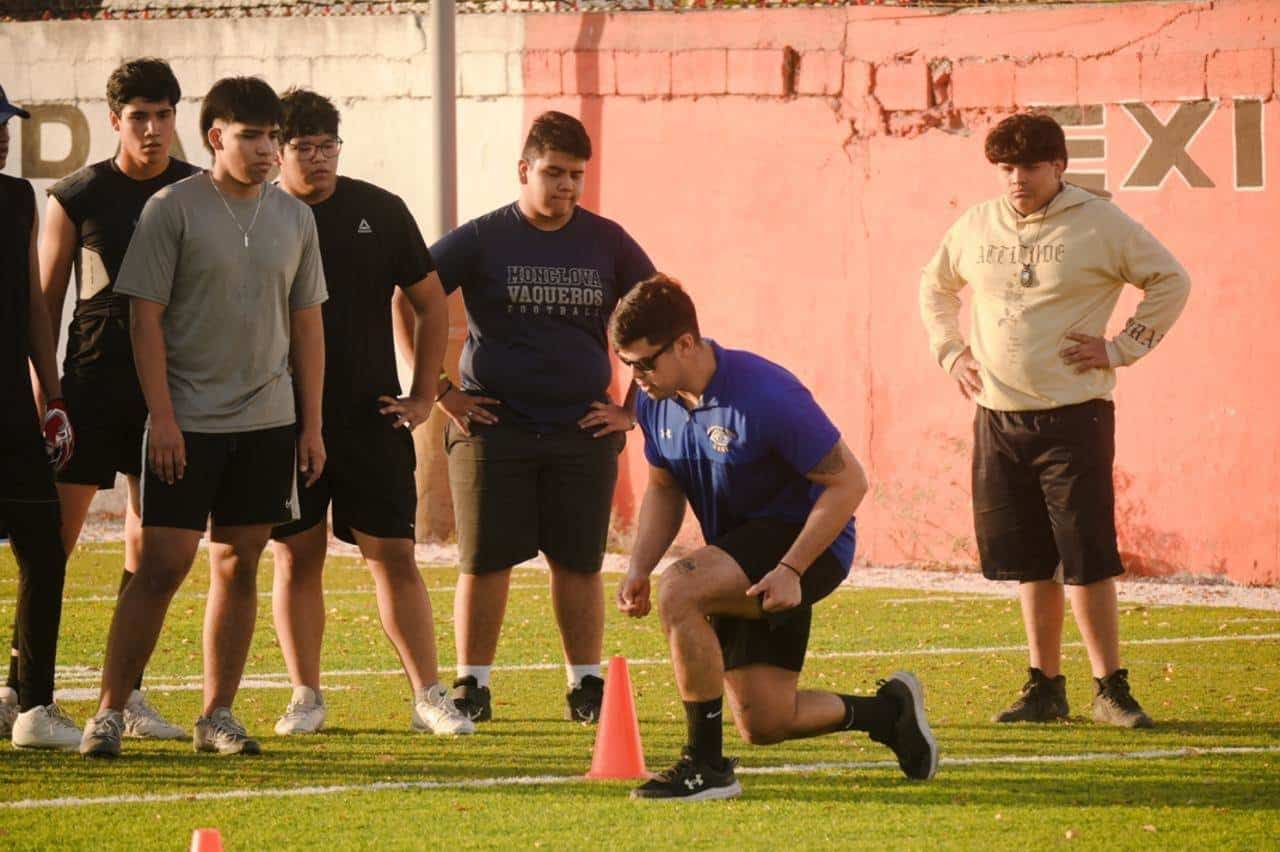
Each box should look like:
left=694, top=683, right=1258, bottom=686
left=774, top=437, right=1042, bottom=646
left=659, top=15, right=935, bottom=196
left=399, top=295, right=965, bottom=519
left=710, top=518, right=851, bottom=673
left=972, top=400, right=1125, bottom=586
left=273, top=416, right=416, bottom=545
left=141, top=425, right=299, bottom=531
left=56, top=370, right=147, bottom=489
left=445, top=419, right=625, bottom=575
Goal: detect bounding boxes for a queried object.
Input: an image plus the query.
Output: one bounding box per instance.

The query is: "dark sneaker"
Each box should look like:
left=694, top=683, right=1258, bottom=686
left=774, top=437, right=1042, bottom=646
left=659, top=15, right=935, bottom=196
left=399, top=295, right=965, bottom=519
left=868, top=671, right=939, bottom=780
left=994, top=667, right=1069, bottom=723
left=1091, top=669, right=1154, bottom=729
left=565, top=675, right=604, bottom=723
left=451, top=676, right=492, bottom=722
left=631, top=749, right=742, bottom=802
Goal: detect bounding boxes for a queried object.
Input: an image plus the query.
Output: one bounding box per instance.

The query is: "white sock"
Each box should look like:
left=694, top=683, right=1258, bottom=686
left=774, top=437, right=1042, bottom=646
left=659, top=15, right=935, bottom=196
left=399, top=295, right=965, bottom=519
left=567, top=663, right=601, bottom=689
left=458, top=665, right=491, bottom=688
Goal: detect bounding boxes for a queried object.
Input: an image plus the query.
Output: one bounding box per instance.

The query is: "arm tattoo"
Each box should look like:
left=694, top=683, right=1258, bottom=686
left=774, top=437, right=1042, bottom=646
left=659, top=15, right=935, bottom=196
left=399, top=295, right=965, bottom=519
left=808, top=444, right=846, bottom=477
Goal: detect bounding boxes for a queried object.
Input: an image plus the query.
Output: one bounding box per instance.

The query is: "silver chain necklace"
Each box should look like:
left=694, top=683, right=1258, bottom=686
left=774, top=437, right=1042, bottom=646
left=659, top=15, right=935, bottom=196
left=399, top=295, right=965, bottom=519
left=1015, top=188, right=1062, bottom=288
left=209, top=173, right=265, bottom=248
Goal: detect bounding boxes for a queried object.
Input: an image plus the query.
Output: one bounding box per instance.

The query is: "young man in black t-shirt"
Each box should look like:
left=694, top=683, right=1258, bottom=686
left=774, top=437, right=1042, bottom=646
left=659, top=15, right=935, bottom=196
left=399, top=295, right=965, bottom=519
left=38, top=59, right=197, bottom=740
left=431, top=112, right=655, bottom=723
left=0, top=84, right=82, bottom=750
left=268, top=89, right=473, bottom=736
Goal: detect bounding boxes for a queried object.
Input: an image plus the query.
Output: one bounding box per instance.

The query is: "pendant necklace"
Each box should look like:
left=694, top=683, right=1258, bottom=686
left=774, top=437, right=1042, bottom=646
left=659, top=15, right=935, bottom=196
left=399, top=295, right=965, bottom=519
left=210, top=173, right=265, bottom=248
left=1015, top=189, right=1060, bottom=288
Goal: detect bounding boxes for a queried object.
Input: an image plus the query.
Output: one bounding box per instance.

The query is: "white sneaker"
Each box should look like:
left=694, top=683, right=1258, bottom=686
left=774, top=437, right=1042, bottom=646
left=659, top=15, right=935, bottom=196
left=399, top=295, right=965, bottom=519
left=274, top=685, right=326, bottom=735
left=0, top=687, right=17, bottom=738
left=412, top=683, right=476, bottom=735
left=12, top=703, right=82, bottom=750
left=194, top=707, right=261, bottom=755
left=124, top=689, right=186, bottom=740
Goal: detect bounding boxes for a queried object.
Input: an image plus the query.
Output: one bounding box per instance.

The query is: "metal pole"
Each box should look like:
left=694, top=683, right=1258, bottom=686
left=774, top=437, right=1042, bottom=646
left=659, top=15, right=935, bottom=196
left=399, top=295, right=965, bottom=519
left=417, top=0, right=460, bottom=543
left=430, top=0, right=458, bottom=234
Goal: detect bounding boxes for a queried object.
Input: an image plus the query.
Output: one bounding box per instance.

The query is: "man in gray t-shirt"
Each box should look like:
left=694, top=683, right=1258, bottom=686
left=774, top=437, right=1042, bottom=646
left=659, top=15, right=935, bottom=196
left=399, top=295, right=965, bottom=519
left=81, top=77, right=328, bottom=759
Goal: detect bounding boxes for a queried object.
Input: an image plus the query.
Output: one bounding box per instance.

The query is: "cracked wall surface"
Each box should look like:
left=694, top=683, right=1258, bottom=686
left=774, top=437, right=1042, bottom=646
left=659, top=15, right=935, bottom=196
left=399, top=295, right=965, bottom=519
left=3, top=1, right=1278, bottom=581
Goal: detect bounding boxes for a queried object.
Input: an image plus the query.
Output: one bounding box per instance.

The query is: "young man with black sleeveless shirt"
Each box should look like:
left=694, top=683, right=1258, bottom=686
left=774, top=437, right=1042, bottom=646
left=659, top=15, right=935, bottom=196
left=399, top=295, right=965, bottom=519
left=39, top=58, right=196, bottom=741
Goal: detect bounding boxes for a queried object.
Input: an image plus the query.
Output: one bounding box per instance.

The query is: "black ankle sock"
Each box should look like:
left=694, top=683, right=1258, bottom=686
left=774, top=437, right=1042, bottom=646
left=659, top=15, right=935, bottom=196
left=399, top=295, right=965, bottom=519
left=684, top=697, right=723, bottom=764
left=838, top=693, right=900, bottom=732
left=118, top=571, right=143, bottom=692
left=5, top=644, right=17, bottom=692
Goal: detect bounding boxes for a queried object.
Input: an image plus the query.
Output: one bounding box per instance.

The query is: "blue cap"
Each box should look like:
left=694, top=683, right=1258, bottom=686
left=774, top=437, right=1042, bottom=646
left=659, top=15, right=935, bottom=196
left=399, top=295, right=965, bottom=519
left=0, top=84, right=30, bottom=121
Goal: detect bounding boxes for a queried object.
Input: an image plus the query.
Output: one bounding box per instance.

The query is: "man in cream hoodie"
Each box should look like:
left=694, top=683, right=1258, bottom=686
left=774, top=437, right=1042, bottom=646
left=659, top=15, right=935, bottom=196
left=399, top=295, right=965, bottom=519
left=920, top=112, right=1190, bottom=728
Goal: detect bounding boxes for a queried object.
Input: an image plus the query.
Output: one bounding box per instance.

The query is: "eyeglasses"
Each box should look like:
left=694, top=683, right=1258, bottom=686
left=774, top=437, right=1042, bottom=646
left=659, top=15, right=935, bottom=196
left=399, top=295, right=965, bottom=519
left=618, top=338, right=676, bottom=374
left=286, top=137, right=343, bottom=159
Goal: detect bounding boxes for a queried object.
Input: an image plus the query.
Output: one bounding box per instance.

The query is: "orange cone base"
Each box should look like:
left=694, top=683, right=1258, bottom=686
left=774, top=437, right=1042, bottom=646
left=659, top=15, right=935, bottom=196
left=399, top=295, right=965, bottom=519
left=191, top=828, right=224, bottom=852
left=585, top=655, right=648, bottom=780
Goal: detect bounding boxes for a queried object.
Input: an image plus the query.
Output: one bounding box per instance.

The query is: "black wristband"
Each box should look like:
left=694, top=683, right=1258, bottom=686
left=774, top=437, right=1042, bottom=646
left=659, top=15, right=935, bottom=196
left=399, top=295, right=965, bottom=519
left=779, top=561, right=803, bottom=579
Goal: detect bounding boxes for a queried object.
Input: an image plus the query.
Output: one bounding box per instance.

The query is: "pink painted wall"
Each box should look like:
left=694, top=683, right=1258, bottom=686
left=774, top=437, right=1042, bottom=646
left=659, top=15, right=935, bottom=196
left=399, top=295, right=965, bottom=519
left=518, top=2, right=1280, bottom=585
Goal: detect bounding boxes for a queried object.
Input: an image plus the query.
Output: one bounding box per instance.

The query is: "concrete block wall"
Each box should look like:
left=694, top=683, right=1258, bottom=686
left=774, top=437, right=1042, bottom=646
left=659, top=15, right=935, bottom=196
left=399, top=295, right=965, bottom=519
left=4, top=1, right=1279, bottom=582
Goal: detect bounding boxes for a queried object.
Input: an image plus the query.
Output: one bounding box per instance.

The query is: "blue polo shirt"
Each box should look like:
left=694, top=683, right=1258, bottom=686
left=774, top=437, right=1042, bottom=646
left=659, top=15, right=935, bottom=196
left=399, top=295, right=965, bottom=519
left=636, top=341, right=856, bottom=572
left=431, top=202, right=654, bottom=432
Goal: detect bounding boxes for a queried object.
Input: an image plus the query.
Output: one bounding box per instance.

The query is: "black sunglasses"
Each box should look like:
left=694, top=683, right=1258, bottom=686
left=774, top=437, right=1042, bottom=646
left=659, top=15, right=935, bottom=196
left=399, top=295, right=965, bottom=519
left=618, top=338, right=676, bottom=373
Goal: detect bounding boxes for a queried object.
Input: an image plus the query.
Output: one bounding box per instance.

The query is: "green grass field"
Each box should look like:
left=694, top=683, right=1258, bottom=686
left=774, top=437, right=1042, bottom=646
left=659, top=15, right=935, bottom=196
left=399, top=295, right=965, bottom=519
left=0, top=542, right=1276, bottom=850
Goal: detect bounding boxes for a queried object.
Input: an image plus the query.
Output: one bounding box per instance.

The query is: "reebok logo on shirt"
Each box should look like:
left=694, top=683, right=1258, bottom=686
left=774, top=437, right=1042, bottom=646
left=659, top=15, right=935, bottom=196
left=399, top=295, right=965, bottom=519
left=357, top=219, right=373, bottom=234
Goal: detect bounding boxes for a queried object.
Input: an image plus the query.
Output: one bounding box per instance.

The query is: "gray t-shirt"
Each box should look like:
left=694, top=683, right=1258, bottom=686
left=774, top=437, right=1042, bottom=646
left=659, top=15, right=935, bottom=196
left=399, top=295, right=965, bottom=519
left=116, top=173, right=327, bottom=433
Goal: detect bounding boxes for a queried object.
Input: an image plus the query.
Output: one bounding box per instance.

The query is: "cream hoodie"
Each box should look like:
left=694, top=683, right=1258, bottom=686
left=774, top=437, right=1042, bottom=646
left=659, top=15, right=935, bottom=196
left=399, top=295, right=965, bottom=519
left=919, top=183, right=1190, bottom=412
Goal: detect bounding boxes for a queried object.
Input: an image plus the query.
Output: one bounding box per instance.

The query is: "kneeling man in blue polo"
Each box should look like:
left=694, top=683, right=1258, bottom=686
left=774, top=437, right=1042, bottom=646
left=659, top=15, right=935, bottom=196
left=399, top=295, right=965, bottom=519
left=613, top=274, right=938, bottom=802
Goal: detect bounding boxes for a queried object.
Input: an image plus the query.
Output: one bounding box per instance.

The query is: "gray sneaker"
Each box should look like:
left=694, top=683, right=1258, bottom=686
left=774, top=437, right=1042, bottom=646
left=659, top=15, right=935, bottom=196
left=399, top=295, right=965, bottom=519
left=193, top=707, right=262, bottom=755
left=80, top=708, right=124, bottom=758
left=1091, top=669, right=1154, bottom=729
left=0, top=688, right=17, bottom=738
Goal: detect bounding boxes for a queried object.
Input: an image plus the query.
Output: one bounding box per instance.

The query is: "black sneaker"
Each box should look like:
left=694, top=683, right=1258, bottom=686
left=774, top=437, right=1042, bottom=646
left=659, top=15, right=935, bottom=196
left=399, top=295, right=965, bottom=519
left=1091, top=669, right=1154, bottom=729
left=630, top=749, right=742, bottom=802
left=450, top=676, right=492, bottom=722
left=994, top=667, right=1069, bottom=723
left=868, top=671, right=939, bottom=780
left=565, top=675, right=604, bottom=723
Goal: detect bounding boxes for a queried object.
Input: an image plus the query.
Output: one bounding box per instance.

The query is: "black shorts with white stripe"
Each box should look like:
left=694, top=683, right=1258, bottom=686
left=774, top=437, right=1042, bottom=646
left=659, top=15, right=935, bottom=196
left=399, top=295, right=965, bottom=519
left=140, top=425, right=298, bottom=531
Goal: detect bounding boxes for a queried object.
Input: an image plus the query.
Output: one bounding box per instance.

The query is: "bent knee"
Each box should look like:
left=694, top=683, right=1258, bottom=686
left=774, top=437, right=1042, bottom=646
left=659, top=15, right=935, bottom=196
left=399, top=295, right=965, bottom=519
left=736, top=718, right=789, bottom=746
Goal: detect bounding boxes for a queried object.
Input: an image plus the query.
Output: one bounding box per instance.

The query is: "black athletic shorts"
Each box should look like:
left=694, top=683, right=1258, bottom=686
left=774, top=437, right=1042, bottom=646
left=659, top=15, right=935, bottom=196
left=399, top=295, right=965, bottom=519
left=56, top=369, right=147, bottom=489
left=141, top=425, right=299, bottom=531
left=972, top=399, right=1125, bottom=586
left=710, top=518, right=850, bottom=673
left=444, top=418, right=625, bottom=575
left=273, top=415, right=416, bottom=545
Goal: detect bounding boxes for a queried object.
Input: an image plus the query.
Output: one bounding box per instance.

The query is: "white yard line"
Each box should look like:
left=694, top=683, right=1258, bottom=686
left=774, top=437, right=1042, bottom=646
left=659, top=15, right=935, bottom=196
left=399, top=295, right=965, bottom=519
left=52, top=632, right=1280, bottom=685
left=3, top=745, right=1276, bottom=812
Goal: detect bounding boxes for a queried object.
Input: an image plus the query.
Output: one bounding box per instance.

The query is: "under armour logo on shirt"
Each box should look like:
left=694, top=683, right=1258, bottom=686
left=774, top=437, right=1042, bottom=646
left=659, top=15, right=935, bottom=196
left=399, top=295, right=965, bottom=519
left=357, top=219, right=373, bottom=234
left=684, top=774, right=704, bottom=790
left=661, top=428, right=673, bottom=440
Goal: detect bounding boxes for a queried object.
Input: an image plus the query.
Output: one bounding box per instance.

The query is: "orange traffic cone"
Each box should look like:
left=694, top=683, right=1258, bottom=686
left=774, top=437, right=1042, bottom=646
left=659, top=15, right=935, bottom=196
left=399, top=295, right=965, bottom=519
left=190, top=828, right=223, bottom=852
left=585, top=655, right=648, bottom=780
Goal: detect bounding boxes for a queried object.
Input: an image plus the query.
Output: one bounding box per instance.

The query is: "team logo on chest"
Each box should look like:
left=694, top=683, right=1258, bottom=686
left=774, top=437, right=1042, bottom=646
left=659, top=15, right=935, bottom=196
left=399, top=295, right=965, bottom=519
left=706, top=425, right=736, bottom=454
left=357, top=218, right=373, bottom=234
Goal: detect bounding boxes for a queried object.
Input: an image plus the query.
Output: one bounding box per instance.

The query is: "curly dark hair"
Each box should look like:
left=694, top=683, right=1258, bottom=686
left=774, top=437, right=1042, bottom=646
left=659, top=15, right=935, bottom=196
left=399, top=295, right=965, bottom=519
left=522, top=110, right=592, bottom=162
left=280, top=88, right=340, bottom=142
left=106, top=59, right=181, bottom=115
left=984, top=112, right=1068, bottom=166
left=610, top=273, right=701, bottom=350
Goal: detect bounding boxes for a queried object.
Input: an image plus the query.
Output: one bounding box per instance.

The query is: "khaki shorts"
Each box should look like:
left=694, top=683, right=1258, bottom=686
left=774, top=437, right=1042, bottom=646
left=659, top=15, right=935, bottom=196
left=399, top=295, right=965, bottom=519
left=445, top=419, right=625, bottom=574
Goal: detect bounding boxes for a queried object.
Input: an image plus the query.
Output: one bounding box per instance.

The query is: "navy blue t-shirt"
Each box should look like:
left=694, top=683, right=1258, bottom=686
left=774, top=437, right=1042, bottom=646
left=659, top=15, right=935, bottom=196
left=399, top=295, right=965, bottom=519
left=637, top=342, right=857, bottom=572
left=431, top=203, right=654, bottom=432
